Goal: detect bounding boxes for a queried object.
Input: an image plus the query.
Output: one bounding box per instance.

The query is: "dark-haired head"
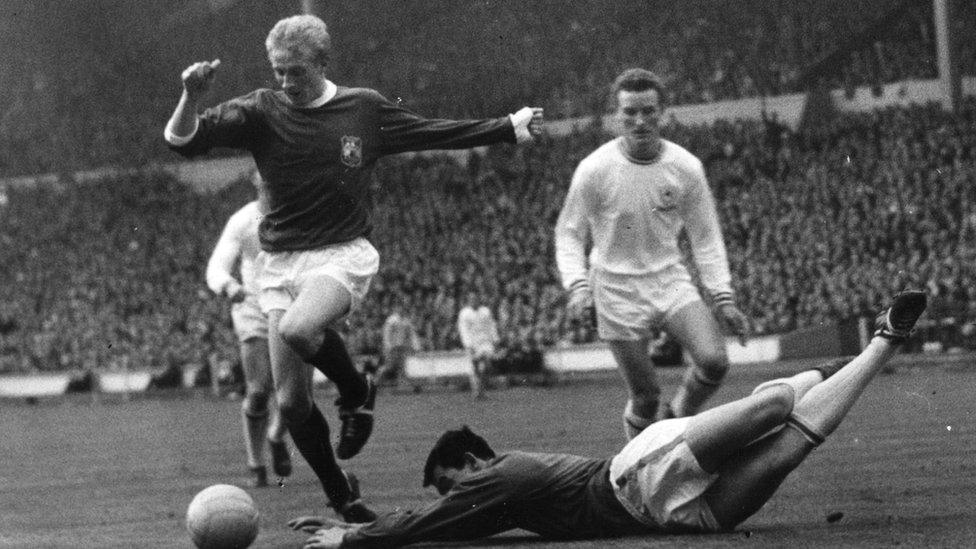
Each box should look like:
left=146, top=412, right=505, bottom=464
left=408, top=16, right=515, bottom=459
left=611, top=68, right=667, bottom=106
left=422, top=425, right=495, bottom=492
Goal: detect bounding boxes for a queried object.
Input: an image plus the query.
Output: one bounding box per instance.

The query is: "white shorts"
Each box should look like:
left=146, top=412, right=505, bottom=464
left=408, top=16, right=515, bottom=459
left=257, top=237, right=380, bottom=314
left=230, top=296, right=268, bottom=342
left=592, top=264, right=702, bottom=341
left=609, top=417, right=721, bottom=532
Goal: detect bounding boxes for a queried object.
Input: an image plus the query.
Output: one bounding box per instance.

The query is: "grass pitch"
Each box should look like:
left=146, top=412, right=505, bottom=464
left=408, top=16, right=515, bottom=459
left=2, top=355, right=974, bottom=548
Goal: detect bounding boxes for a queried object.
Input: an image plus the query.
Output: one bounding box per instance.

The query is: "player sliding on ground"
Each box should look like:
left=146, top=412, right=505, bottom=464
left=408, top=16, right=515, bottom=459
left=289, top=290, right=926, bottom=548
left=164, top=14, right=543, bottom=522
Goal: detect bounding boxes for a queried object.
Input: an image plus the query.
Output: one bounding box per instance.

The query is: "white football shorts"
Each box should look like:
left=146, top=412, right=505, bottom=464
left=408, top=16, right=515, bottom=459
left=257, top=237, right=380, bottom=315
left=230, top=295, right=268, bottom=342
left=591, top=264, right=702, bottom=341
left=609, top=416, right=721, bottom=532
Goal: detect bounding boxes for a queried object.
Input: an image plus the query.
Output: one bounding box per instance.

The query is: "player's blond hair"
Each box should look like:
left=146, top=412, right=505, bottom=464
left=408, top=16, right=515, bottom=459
left=265, top=14, right=332, bottom=66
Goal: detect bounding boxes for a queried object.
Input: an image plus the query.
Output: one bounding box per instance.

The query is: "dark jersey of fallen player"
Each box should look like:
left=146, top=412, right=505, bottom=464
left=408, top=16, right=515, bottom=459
left=169, top=87, right=516, bottom=252
left=341, top=451, right=648, bottom=548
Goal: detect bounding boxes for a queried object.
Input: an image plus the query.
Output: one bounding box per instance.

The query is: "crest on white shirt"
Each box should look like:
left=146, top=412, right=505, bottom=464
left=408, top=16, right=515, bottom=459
left=654, top=181, right=680, bottom=211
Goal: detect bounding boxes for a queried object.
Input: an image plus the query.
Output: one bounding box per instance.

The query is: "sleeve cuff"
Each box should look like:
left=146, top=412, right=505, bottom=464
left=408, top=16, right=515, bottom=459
left=509, top=107, right=533, bottom=144
left=164, top=118, right=199, bottom=146
left=711, top=291, right=735, bottom=308
left=567, top=279, right=590, bottom=293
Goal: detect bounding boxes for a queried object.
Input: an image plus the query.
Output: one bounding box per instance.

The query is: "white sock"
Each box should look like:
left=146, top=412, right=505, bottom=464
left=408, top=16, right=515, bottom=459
left=790, top=339, right=897, bottom=441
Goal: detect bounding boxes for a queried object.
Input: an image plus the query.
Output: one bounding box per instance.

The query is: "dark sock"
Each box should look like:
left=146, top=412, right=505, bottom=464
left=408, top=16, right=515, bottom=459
left=287, top=404, right=351, bottom=507
left=308, top=328, right=367, bottom=409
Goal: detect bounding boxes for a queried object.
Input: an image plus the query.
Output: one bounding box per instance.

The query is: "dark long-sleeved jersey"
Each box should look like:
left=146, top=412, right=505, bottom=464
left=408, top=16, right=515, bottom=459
left=342, top=451, right=648, bottom=548
left=170, top=87, right=517, bottom=252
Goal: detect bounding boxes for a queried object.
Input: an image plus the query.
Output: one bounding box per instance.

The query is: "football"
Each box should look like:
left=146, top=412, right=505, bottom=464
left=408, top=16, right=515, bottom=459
left=186, top=484, right=259, bottom=549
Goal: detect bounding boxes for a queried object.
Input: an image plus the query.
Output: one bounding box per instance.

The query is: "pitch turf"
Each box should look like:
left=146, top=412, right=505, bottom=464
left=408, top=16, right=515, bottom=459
left=2, top=355, right=974, bottom=548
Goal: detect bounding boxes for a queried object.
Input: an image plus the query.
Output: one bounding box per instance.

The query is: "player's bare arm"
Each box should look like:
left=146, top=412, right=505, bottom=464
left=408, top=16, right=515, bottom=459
left=165, top=59, right=221, bottom=140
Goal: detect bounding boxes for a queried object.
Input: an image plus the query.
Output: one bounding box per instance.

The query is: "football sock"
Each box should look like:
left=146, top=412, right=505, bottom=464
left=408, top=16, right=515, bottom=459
left=242, top=406, right=270, bottom=469
left=670, top=365, right=725, bottom=417
left=308, top=328, right=368, bottom=409
left=622, top=400, right=655, bottom=440
left=789, top=338, right=897, bottom=442
left=286, top=403, right=352, bottom=506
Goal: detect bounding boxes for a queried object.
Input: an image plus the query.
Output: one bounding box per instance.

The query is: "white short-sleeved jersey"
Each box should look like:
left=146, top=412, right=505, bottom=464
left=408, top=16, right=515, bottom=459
left=555, top=138, right=732, bottom=301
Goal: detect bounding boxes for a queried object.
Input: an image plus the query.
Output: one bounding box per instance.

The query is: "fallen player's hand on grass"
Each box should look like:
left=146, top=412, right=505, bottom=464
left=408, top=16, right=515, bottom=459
left=288, top=515, right=352, bottom=533
left=304, top=526, right=351, bottom=549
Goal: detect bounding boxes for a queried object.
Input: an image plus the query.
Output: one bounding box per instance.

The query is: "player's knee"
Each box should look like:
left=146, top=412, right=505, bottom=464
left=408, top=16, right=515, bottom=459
left=242, top=389, right=271, bottom=417
left=276, top=394, right=312, bottom=426
left=277, top=316, right=318, bottom=358
left=752, top=385, right=795, bottom=424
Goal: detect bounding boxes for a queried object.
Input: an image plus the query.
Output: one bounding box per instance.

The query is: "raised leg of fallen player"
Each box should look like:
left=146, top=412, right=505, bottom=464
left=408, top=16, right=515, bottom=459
left=612, top=299, right=730, bottom=438
left=685, top=293, right=924, bottom=530
left=267, top=274, right=372, bottom=514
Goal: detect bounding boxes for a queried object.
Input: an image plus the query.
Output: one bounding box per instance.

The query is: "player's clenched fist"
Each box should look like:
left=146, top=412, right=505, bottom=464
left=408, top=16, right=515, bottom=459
left=566, top=283, right=594, bottom=321
left=181, top=59, right=221, bottom=99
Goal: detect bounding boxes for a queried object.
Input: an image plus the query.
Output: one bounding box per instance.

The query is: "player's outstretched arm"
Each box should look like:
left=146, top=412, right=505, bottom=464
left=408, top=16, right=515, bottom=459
left=164, top=59, right=221, bottom=142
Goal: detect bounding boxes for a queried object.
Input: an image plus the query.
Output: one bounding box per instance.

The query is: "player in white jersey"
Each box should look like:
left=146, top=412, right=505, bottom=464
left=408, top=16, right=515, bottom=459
left=206, top=171, right=292, bottom=487
left=555, top=68, right=750, bottom=439
left=378, top=301, right=420, bottom=387
left=456, top=291, right=499, bottom=399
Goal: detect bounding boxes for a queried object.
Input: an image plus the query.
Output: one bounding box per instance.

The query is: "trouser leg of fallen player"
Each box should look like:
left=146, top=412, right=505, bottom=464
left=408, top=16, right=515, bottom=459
left=700, top=339, right=897, bottom=528
left=702, top=291, right=927, bottom=529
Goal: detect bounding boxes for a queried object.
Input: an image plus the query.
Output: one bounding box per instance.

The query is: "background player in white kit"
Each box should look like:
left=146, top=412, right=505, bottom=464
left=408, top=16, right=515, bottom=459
left=456, top=291, right=499, bottom=399
left=206, top=171, right=292, bottom=487
left=378, top=301, right=420, bottom=387
left=555, top=68, right=751, bottom=438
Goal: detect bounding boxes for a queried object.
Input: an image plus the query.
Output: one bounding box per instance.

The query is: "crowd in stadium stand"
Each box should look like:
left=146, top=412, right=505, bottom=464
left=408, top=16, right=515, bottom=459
left=0, top=0, right=965, bottom=177
left=2, top=96, right=975, bottom=373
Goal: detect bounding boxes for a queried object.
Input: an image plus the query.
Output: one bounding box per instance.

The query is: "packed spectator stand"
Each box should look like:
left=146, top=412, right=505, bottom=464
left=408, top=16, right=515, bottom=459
left=1, top=1, right=974, bottom=374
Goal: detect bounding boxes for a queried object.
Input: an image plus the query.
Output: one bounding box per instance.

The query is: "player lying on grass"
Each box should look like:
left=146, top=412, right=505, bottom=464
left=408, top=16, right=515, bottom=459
left=288, top=290, right=926, bottom=548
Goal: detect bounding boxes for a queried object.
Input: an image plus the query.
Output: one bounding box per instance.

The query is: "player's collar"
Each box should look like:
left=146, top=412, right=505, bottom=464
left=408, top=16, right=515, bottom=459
left=305, top=80, right=338, bottom=108
left=617, top=137, right=664, bottom=165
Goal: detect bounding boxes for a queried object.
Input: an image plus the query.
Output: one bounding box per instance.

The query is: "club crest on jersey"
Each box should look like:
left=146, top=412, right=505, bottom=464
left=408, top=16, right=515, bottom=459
left=340, top=136, right=363, bottom=168
left=654, top=182, right=679, bottom=211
